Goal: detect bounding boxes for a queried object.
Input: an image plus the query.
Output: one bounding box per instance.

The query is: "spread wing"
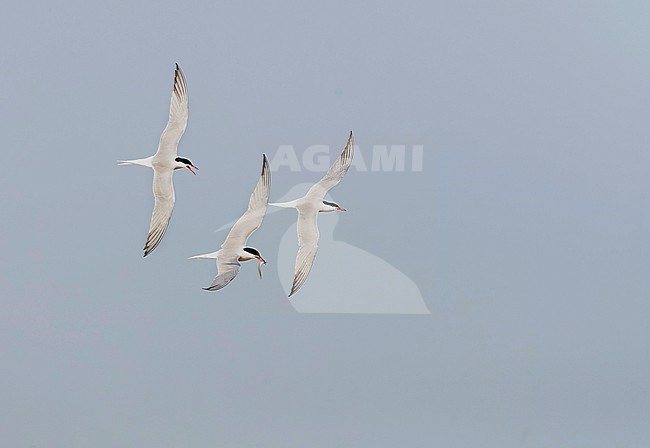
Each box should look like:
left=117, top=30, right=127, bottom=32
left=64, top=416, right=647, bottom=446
left=143, top=168, right=175, bottom=257
left=306, top=131, right=354, bottom=199
left=289, top=209, right=320, bottom=297
left=155, top=64, right=189, bottom=158
left=203, top=254, right=241, bottom=291
left=222, top=155, right=271, bottom=249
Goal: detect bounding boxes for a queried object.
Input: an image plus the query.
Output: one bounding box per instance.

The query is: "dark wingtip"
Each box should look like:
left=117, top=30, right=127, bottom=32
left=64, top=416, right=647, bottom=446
left=175, top=62, right=180, bottom=70
left=261, top=153, right=269, bottom=175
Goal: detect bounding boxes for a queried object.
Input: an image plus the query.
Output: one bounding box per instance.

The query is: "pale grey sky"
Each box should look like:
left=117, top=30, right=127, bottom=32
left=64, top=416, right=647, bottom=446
left=1, top=1, right=650, bottom=447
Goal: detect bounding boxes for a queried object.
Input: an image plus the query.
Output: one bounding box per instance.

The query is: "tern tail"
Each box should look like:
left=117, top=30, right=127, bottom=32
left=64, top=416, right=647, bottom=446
left=188, top=251, right=220, bottom=260
left=269, top=200, right=299, bottom=208
left=117, top=156, right=154, bottom=167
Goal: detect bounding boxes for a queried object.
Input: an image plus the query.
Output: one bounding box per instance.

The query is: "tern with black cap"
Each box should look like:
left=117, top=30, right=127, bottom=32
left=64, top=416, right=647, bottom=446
left=189, top=155, right=270, bottom=291
left=269, top=131, right=354, bottom=297
left=117, top=64, right=198, bottom=257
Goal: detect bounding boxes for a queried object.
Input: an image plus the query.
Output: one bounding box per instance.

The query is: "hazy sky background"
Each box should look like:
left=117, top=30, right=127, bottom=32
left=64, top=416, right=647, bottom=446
left=1, top=1, right=650, bottom=446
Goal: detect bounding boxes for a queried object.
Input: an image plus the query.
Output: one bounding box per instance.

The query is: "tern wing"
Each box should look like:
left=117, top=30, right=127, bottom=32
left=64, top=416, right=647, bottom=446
left=144, top=168, right=175, bottom=257
left=222, top=155, right=271, bottom=249
left=204, top=254, right=241, bottom=291
left=155, top=64, right=189, bottom=159
left=289, top=209, right=320, bottom=297
left=306, top=131, right=354, bottom=199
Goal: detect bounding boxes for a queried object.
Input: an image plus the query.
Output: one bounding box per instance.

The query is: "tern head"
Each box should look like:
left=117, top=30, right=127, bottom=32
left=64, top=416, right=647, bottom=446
left=240, top=247, right=267, bottom=264
left=174, top=157, right=198, bottom=175
left=241, top=247, right=267, bottom=279
left=320, top=200, right=346, bottom=213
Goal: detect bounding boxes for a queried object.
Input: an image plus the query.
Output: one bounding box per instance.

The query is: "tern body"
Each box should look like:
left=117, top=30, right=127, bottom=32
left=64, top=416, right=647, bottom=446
left=117, top=64, right=198, bottom=257
left=190, top=155, right=271, bottom=291
left=269, top=132, right=354, bottom=297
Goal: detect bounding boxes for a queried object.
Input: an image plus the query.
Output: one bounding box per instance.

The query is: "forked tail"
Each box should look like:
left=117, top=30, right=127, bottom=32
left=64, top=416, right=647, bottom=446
left=268, top=200, right=299, bottom=209
left=117, top=156, right=154, bottom=167
left=188, top=251, right=220, bottom=260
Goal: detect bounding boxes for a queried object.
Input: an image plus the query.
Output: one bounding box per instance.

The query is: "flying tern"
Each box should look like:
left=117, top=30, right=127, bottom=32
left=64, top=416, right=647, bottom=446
left=269, top=131, right=354, bottom=297
left=117, top=64, right=198, bottom=257
left=189, top=155, right=270, bottom=291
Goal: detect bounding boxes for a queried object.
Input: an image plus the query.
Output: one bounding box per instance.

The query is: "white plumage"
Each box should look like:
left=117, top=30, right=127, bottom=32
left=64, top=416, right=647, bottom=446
left=270, top=131, right=354, bottom=297
left=117, top=64, right=197, bottom=257
left=189, top=155, right=271, bottom=291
